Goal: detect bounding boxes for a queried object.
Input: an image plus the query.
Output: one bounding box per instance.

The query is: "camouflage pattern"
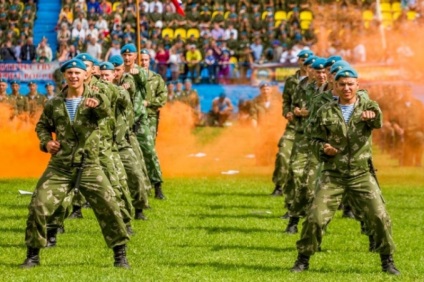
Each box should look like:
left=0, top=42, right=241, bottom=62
left=8, top=93, right=28, bottom=118
left=144, top=70, right=167, bottom=140
left=130, top=66, right=163, bottom=185
left=27, top=84, right=129, bottom=249
left=296, top=96, right=395, bottom=256
left=26, top=93, right=46, bottom=118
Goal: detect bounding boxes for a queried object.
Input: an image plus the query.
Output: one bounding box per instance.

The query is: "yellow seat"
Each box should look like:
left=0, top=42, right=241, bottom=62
left=229, top=56, right=238, bottom=68
left=407, top=10, right=417, bottom=20
left=13, top=27, right=20, bottom=36
left=186, top=28, right=200, bottom=39
left=174, top=28, right=187, bottom=40
left=300, top=20, right=311, bottom=30
left=211, top=11, right=219, bottom=20
left=300, top=10, right=313, bottom=21
left=161, top=28, right=174, bottom=40
left=391, top=2, right=402, bottom=12
left=275, top=20, right=282, bottom=28
left=262, top=11, right=271, bottom=20
left=381, top=12, right=393, bottom=28
left=18, top=2, right=24, bottom=13
left=287, top=11, right=293, bottom=20
left=224, top=11, right=230, bottom=19
left=362, top=10, right=374, bottom=21
left=380, top=3, right=391, bottom=12
left=112, top=2, right=121, bottom=12
left=392, top=12, right=402, bottom=20
left=274, top=10, right=287, bottom=21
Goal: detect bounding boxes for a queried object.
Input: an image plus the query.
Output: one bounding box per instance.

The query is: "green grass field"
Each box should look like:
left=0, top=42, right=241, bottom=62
left=1, top=157, right=423, bottom=282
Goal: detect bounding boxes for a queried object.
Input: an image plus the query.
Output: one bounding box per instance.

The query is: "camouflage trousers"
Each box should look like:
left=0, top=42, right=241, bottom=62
left=25, top=164, right=129, bottom=249
left=147, top=113, right=159, bottom=144
left=296, top=171, right=395, bottom=256
left=271, top=126, right=295, bottom=208
left=129, top=133, right=152, bottom=191
left=285, top=132, right=309, bottom=215
left=135, top=118, right=163, bottom=185
left=118, top=138, right=150, bottom=209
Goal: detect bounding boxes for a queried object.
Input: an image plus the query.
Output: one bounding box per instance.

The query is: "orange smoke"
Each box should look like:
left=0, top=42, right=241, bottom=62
left=0, top=104, right=49, bottom=178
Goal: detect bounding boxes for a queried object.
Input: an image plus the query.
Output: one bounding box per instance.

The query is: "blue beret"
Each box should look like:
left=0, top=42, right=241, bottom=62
left=330, top=60, right=350, bottom=74
left=297, top=50, right=314, bottom=59
left=335, top=68, right=358, bottom=80
left=304, top=56, right=317, bottom=66
left=176, top=79, right=183, bottom=84
left=10, top=80, right=19, bottom=85
left=75, top=53, right=96, bottom=63
left=45, top=82, right=54, bottom=87
left=28, top=81, right=36, bottom=85
left=324, top=55, right=342, bottom=68
left=219, top=92, right=226, bottom=98
left=140, top=48, right=149, bottom=55
left=60, top=59, right=87, bottom=73
left=312, top=58, right=327, bottom=70
left=121, top=43, right=137, bottom=54
left=92, top=58, right=100, bottom=67
left=0, top=78, right=7, bottom=83
left=259, top=81, right=271, bottom=88
left=109, top=55, right=124, bottom=67
left=100, top=62, right=115, bottom=71
left=184, top=78, right=192, bottom=83
left=166, top=81, right=174, bottom=86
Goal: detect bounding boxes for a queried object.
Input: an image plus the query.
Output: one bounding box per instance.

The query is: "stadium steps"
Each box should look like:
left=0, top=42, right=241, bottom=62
left=33, top=1, right=62, bottom=60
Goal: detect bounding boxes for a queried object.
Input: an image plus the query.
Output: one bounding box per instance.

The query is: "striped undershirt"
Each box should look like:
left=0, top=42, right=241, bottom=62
left=339, top=103, right=355, bottom=123
left=65, top=97, right=82, bottom=122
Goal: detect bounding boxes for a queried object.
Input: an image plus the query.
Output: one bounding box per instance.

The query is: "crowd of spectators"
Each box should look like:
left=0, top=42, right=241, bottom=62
left=1, top=0, right=424, bottom=84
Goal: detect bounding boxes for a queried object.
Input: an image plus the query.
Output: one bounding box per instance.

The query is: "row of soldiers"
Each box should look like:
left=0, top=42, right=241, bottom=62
left=268, top=51, right=401, bottom=275
left=20, top=44, right=168, bottom=269
left=0, top=80, right=55, bottom=122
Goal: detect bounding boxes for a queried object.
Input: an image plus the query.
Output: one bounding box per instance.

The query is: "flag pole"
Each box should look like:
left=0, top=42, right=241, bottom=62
left=136, top=0, right=141, bottom=65
left=376, top=0, right=387, bottom=50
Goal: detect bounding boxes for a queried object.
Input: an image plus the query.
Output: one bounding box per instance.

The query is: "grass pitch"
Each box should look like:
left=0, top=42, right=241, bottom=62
left=1, top=167, right=423, bottom=282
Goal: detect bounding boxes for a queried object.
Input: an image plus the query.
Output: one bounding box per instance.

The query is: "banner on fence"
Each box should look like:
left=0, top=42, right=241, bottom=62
left=0, top=62, right=59, bottom=82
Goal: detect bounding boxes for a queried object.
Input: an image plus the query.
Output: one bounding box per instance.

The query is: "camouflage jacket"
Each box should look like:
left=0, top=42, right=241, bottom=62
left=9, top=93, right=28, bottom=115
left=310, top=96, right=382, bottom=176
left=283, top=70, right=302, bottom=117
left=127, top=65, right=148, bottom=124
left=291, top=78, right=316, bottom=133
left=144, top=70, right=167, bottom=116
left=0, top=94, right=9, bottom=103
left=114, top=85, right=132, bottom=148
left=35, top=84, right=111, bottom=167
left=117, top=73, right=136, bottom=128
left=26, top=93, right=46, bottom=116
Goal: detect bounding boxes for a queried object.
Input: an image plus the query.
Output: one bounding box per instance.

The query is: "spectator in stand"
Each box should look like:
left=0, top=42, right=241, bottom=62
left=95, top=14, right=109, bottom=37
left=8, top=5, right=20, bottom=25
left=14, top=39, right=23, bottom=61
left=224, top=24, right=238, bottom=41
left=87, top=0, right=100, bottom=14
left=56, top=43, right=70, bottom=63
left=139, top=0, right=149, bottom=13
left=104, top=40, right=121, bottom=61
left=86, top=23, right=99, bottom=41
left=99, top=0, right=112, bottom=15
left=57, top=23, right=71, bottom=45
left=302, top=23, right=317, bottom=47
left=21, top=23, right=33, bottom=39
left=149, top=5, right=162, bottom=27
left=250, top=37, right=264, bottom=63
left=87, top=6, right=99, bottom=22
left=218, top=51, right=231, bottom=84
left=186, top=4, right=200, bottom=28
left=271, top=40, right=284, bottom=63
left=0, top=11, right=7, bottom=31
left=73, top=12, right=89, bottom=30
left=280, top=46, right=298, bottom=65
left=72, top=23, right=86, bottom=42
left=57, top=5, right=73, bottom=26
left=86, top=37, right=102, bottom=60
left=0, top=40, right=17, bottom=61
left=155, top=44, right=170, bottom=80
left=204, top=49, right=217, bottom=83
left=20, top=37, right=36, bottom=62
left=122, top=23, right=136, bottom=42
left=209, top=92, right=234, bottom=127
left=123, top=5, right=137, bottom=29
left=186, top=44, right=203, bottom=83
left=149, top=0, right=163, bottom=13
left=211, top=22, right=225, bottom=41
left=126, top=0, right=136, bottom=10
left=36, top=39, right=53, bottom=62
left=168, top=46, right=182, bottom=81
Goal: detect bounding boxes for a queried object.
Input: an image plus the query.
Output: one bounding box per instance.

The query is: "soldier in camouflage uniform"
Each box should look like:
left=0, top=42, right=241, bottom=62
left=270, top=50, right=311, bottom=213
left=20, top=59, right=130, bottom=269
left=291, top=68, right=400, bottom=276
left=283, top=55, right=318, bottom=234
left=0, top=78, right=9, bottom=104
left=103, top=58, right=151, bottom=220
left=181, top=78, right=201, bottom=125
left=45, top=82, right=56, bottom=100
left=121, top=44, right=165, bottom=199
left=8, top=80, right=28, bottom=120
left=25, top=81, right=46, bottom=120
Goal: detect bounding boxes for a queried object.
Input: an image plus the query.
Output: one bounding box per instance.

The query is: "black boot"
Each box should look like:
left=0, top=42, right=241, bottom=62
left=113, top=244, right=130, bottom=269
left=271, top=185, right=283, bottom=196
left=369, top=235, right=377, bottom=252
left=381, top=254, right=400, bottom=275
left=126, top=226, right=134, bottom=236
left=342, top=205, right=355, bottom=219
left=69, top=205, right=83, bottom=219
left=20, top=247, right=40, bottom=268
left=57, top=225, right=65, bottom=234
left=154, top=182, right=165, bottom=200
left=280, top=211, right=290, bottom=220
left=291, top=254, right=310, bottom=272
left=46, top=228, right=58, bottom=248
left=285, top=217, right=299, bottom=234
left=134, top=209, right=147, bottom=220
